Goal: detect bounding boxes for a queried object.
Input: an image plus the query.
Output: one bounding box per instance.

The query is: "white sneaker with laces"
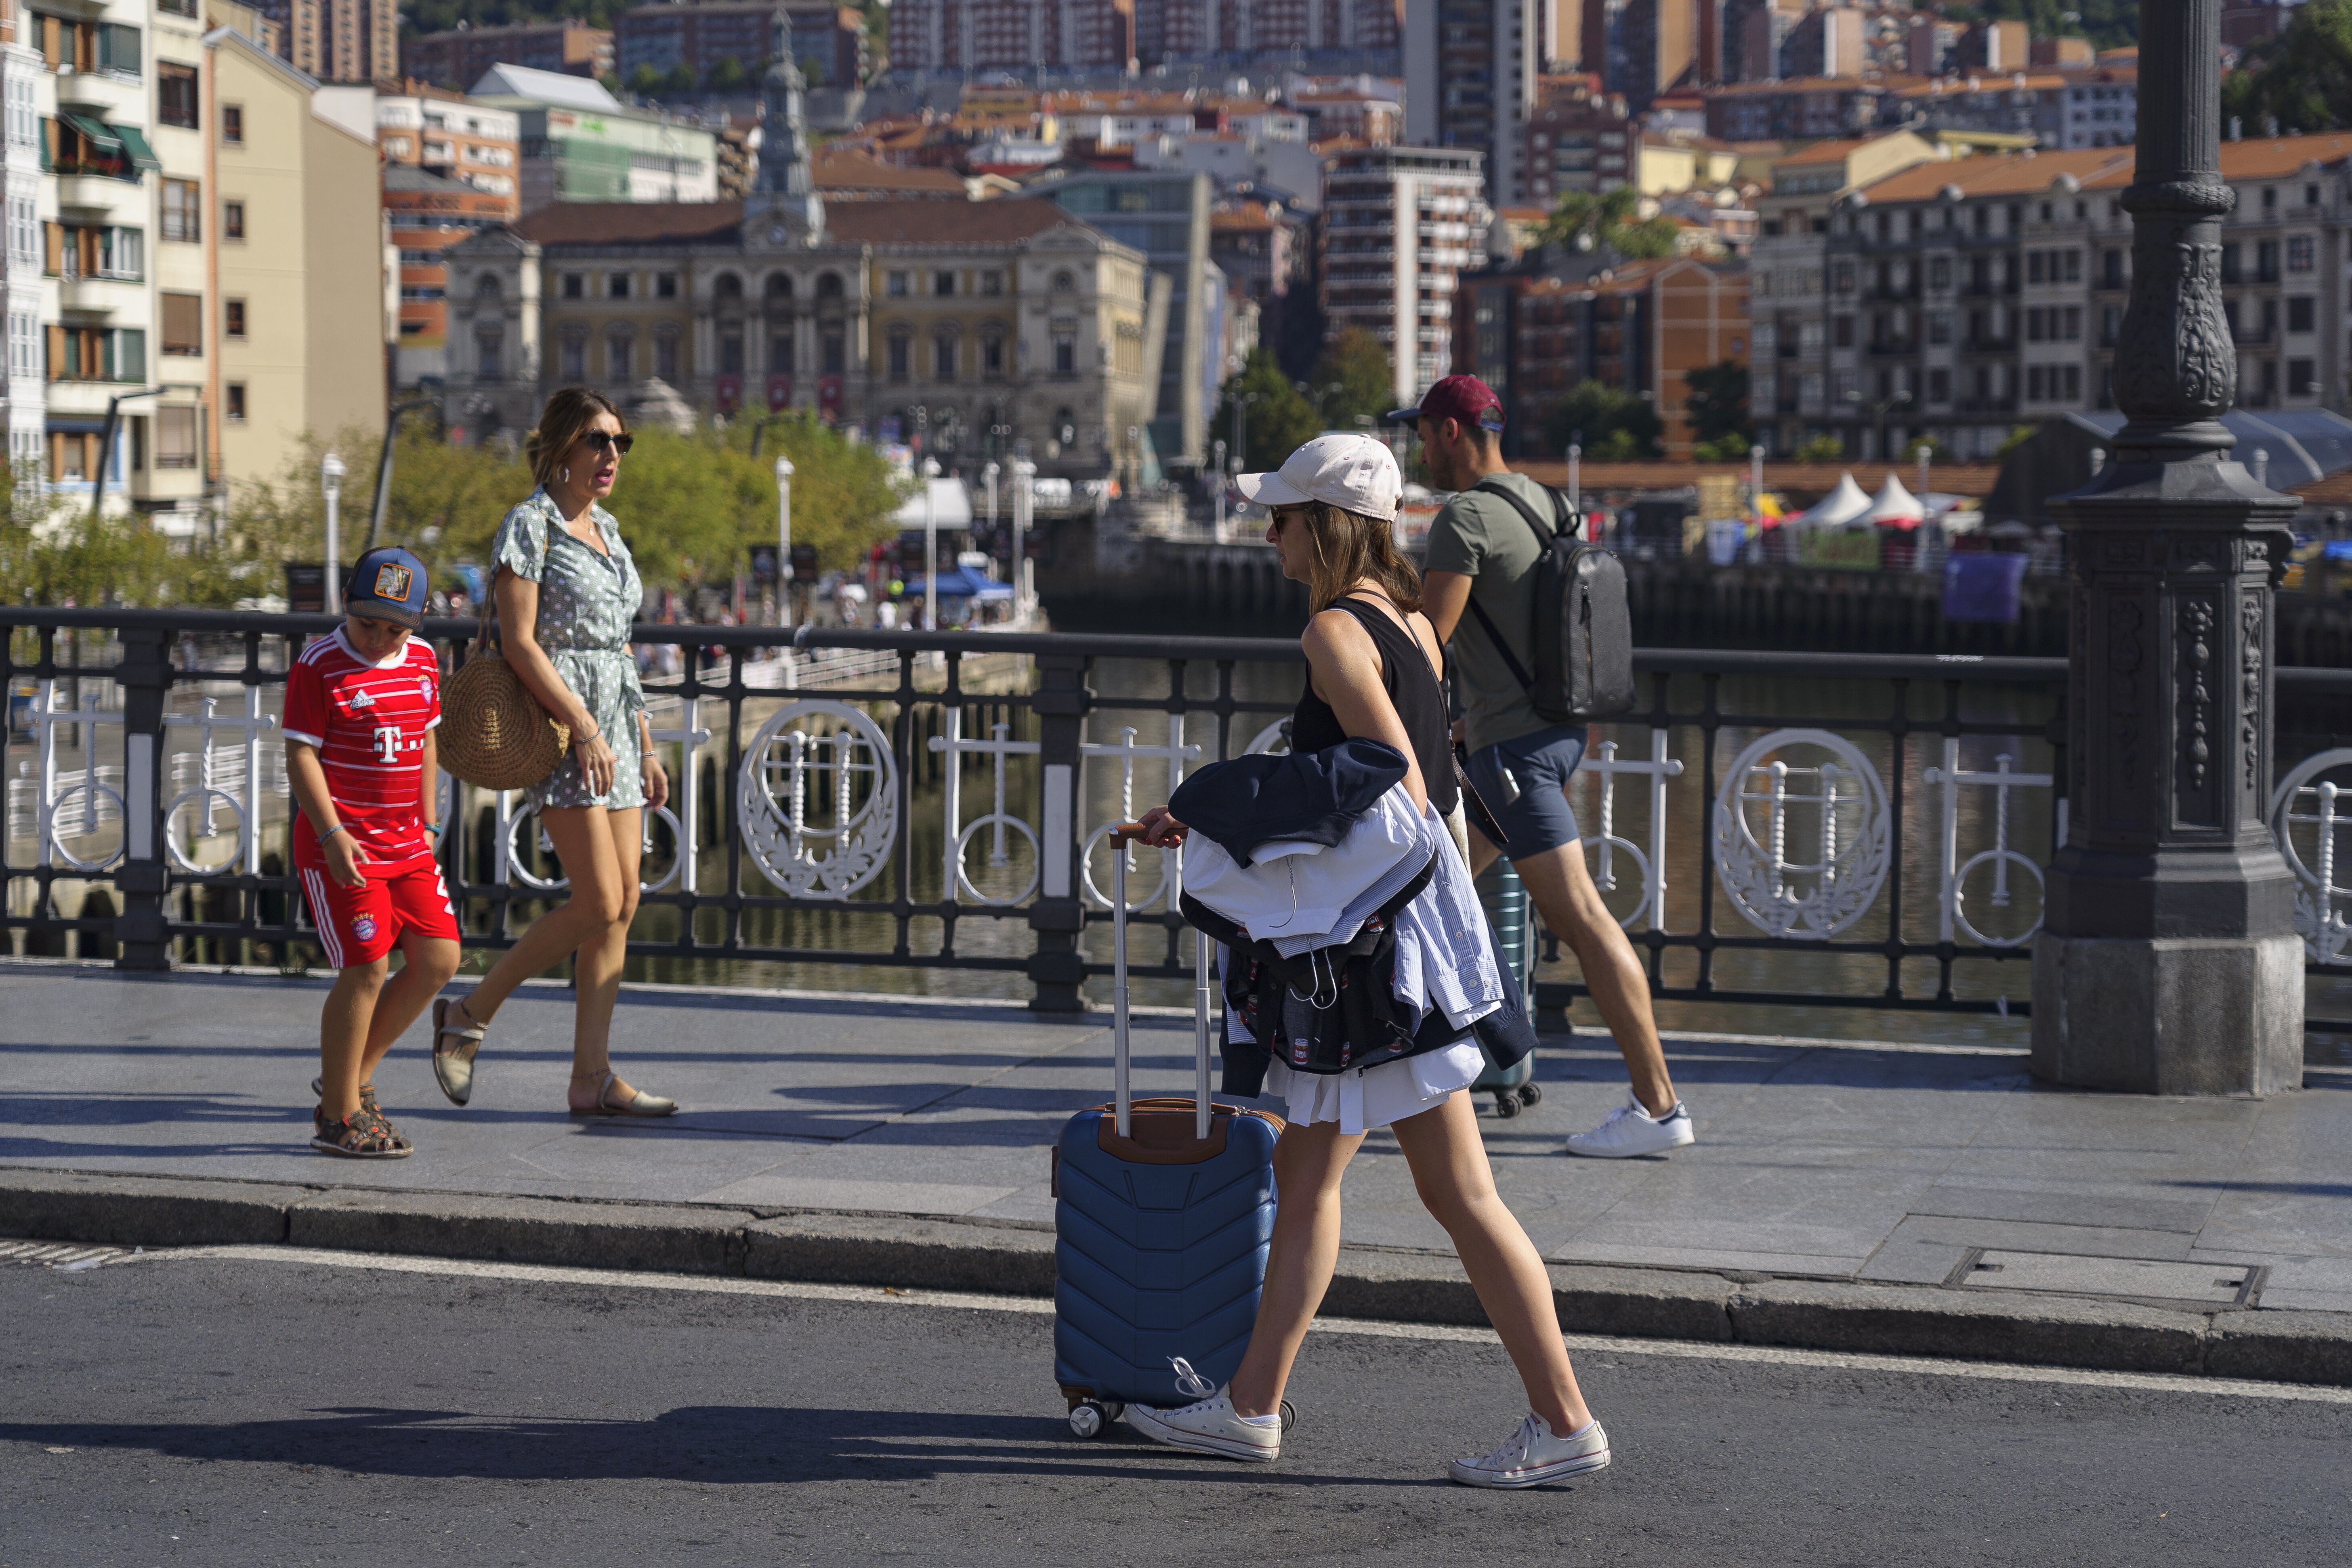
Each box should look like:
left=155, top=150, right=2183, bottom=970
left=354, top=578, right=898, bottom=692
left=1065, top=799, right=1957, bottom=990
left=1122, top=1359, right=1282, bottom=1463
left=1564, top=1094, right=1695, bottom=1159
left=1449, top=1413, right=1611, bottom=1488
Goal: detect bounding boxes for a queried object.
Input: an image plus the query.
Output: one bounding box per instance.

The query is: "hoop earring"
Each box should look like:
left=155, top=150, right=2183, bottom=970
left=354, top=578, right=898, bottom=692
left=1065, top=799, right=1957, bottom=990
left=561, top=466, right=570, bottom=483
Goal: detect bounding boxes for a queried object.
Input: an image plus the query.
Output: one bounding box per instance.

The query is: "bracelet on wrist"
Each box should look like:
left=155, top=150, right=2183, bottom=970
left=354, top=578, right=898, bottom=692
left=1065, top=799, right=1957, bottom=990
left=318, top=823, right=348, bottom=843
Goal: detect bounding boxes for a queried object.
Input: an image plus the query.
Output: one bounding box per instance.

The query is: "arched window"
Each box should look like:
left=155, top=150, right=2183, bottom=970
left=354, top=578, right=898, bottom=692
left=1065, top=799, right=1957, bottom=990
left=714, top=272, right=745, bottom=302
left=765, top=271, right=794, bottom=299
left=816, top=271, right=844, bottom=299
left=933, top=330, right=957, bottom=381
left=475, top=273, right=501, bottom=298
left=1052, top=270, right=1076, bottom=294
left=981, top=327, right=1005, bottom=380
left=886, top=327, right=910, bottom=382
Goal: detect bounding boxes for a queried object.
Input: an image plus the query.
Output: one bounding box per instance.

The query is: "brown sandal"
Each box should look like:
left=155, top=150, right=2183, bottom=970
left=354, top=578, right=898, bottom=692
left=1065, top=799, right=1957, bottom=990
left=311, top=1078, right=383, bottom=1117
left=311, top=1106, right=411, bottom=1159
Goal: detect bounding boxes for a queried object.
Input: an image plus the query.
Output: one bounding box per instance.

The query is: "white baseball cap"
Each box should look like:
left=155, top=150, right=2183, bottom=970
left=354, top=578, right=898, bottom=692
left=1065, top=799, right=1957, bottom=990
left=1233, top=433, right=1402, bottom=523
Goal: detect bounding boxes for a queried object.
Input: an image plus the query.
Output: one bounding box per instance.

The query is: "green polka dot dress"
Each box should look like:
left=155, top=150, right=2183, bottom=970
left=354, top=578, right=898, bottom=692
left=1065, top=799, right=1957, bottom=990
left=489, top=487, right=648, bottom=811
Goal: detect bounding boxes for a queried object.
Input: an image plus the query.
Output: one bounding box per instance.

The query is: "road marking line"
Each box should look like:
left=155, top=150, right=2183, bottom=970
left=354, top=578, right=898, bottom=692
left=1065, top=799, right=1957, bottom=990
left=125, top=1244, right=2352, bottom=1407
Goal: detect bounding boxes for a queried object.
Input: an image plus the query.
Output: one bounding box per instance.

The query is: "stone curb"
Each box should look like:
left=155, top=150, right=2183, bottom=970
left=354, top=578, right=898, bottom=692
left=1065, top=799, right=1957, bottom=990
left=7, top=1167, right=2350, bottom=1389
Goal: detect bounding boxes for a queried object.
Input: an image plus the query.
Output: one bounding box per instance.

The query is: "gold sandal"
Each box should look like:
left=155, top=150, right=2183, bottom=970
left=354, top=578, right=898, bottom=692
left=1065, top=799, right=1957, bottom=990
left=568, top=1071, right=678, bottom=1119
left=432, top=997, right=486, bottom=1107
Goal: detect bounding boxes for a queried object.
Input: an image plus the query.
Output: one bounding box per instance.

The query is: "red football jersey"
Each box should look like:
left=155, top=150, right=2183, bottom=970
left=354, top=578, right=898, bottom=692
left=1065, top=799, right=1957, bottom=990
left=284, top=628, right=442, bottom=871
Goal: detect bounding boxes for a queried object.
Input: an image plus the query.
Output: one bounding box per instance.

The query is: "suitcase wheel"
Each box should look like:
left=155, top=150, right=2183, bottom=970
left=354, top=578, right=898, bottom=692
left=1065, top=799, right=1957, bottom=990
left=1069, top=1400, right=1120, bottom=1439
left=1492, top=1091, right=1522, bottom=1119
left=1280, top=1399, right=1297, bottom=1434
left=1517, top=1083, right=1543, bottom=1108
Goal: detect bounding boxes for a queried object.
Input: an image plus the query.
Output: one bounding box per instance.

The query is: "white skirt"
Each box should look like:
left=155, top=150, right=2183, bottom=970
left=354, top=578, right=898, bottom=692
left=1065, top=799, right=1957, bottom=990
left=1259, top=1039, right=1487, bottom=1136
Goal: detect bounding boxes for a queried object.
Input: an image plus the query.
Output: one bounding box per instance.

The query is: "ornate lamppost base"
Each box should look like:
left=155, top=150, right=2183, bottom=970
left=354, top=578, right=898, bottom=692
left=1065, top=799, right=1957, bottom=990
left=2032, top=932, right=2304, bottom=1096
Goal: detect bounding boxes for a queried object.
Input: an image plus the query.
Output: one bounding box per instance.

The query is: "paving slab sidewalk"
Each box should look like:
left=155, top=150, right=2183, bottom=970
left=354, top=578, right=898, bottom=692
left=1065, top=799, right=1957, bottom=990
left=4, top=961, right=2351, bottom=1381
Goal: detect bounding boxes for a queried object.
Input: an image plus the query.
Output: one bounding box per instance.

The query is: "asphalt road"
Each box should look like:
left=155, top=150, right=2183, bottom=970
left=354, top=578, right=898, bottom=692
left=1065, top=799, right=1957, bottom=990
left=2, top=1248, right=2348, bottom=1568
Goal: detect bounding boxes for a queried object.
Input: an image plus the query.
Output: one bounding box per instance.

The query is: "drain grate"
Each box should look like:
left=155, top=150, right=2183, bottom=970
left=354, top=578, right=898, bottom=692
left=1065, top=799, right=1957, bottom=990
left=1946, top=1248, right=2264, bottom=1309
left=0, top=1239, right=141, bottom=1272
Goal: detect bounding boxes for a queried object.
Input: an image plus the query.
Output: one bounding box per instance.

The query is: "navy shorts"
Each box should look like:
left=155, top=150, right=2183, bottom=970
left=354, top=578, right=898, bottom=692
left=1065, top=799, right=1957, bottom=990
left=1466, top=725, right=1587, bottom=858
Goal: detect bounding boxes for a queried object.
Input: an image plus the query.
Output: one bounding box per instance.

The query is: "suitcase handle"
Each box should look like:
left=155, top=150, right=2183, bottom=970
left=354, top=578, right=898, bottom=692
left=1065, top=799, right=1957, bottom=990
left=1109, top=823, right=1214, bottom=1142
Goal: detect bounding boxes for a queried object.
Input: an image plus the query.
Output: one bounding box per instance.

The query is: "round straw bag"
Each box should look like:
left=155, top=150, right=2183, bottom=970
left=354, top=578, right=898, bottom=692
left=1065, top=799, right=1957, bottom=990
left=441, top=604, right=571, bottom=790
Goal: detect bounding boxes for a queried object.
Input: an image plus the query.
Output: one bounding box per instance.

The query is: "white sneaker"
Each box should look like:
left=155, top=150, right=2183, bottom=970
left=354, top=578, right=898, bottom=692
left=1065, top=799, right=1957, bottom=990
left=1449, top=1413, right=1611, bottom=1488
left=1564, top=1094, right=1695, bottom=1159
left=1123, top=1360, right=1282, bottom=1463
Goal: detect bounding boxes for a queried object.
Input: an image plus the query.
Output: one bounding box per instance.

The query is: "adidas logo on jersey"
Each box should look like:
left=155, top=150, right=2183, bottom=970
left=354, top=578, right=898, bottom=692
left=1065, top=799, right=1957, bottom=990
left=348, top=689, right=375, bottom=709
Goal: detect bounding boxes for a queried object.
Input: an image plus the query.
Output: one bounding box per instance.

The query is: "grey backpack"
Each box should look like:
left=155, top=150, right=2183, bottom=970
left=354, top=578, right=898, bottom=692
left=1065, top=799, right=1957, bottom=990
left=1461, top=477, right=1636, bottom=724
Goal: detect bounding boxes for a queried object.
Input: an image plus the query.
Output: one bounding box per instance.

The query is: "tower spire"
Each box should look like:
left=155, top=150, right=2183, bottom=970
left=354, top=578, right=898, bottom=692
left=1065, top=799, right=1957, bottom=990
left=756, top=9, right=823, bottom=244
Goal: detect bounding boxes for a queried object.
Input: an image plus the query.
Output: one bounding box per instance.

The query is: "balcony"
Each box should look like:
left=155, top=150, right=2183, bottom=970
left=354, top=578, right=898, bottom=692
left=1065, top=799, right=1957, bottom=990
left=1963, top=336, right=2018, bottom=354
left=1866, top=338, right=1916, bottom=357
left=2232, top=325, right=2276, bottom=346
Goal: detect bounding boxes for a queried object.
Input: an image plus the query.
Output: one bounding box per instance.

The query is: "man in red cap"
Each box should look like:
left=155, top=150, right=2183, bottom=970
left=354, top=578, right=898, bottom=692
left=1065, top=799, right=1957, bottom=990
left=1397, top=375, right=1695, bottom=1159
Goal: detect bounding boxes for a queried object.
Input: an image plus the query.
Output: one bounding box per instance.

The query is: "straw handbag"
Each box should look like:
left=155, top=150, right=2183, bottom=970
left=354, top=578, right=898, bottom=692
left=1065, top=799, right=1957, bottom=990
left=440, top=539, right=571, bottom=790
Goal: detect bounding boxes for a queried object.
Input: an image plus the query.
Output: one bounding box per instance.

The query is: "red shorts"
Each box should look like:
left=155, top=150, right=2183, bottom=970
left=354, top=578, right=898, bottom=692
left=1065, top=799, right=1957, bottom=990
left=297, top=856, right=461, bottom=968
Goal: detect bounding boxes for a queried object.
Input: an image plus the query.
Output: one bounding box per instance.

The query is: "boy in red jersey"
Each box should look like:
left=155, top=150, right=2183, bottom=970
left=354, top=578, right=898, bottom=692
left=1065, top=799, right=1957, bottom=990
left=284, top=547, right=462, bottom=1158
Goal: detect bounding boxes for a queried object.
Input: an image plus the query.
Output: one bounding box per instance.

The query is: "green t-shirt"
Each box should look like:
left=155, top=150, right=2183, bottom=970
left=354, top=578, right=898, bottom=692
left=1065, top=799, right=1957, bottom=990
left=1424, top=472, right=1571, bottom=756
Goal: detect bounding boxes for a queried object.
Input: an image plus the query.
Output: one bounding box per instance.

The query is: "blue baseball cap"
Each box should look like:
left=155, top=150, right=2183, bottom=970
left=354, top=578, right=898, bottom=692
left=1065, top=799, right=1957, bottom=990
left=345, top=547, right=428, bottom=627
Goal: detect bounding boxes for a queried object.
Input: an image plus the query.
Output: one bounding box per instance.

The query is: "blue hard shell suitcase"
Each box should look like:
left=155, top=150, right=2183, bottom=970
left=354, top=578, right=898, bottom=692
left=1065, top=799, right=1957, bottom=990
left=1052, top=825, right=1284, bottom=1440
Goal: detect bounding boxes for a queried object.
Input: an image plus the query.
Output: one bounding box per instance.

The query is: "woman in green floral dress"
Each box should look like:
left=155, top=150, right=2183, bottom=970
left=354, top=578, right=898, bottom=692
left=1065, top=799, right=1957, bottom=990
left=428, top=388, right=678, bottom=1117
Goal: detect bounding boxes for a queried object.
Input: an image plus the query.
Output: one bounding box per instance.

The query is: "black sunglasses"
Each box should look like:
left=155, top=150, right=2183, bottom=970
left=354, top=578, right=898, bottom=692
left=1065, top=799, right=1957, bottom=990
left=583, top=431, right=634, bottom=456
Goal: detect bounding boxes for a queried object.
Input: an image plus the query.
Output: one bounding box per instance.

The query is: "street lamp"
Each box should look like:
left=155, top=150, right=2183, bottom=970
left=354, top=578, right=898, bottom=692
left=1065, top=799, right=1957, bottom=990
left=774, top=453, right=794, bottom=629
left=1212, top=437, right=1227, bottom=539
left=1011, top=453, right=1036, bottom=623
left=921, top=455, right=941, bottom=632
left=1842, top=388, right=1911, bottom=462
left=983, top=459, right=1000, bottom=564
left=364, top=397, right=439, bottom=549
left=320, top=453, right=347, bottom=612
left=1567, top=434, right=1582, bottom=515
left=1230, top=391, right=1260, bottom=476
left=90, top=386, right=163, bottom=525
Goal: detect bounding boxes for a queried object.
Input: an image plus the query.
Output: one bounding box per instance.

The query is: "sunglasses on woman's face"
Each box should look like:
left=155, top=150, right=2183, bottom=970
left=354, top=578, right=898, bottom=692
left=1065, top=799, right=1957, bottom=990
left=1270, top=506, right=1310, bottom=529
left=582, top=431, right=634, bottom=457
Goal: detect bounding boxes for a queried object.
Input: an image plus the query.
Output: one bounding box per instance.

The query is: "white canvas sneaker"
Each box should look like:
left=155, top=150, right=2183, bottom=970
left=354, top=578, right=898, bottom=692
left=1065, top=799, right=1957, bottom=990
left=1123, top=1360, right=1283, bottom=1463
left=1449, top=1413, right=1611, bottom=1489
left=1564, top=1094, right=1695, bottom=1159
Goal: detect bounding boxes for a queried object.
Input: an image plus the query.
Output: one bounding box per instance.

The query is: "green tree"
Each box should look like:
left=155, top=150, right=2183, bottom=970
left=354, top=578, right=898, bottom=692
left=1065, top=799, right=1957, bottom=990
left=662, top=61, right=699, bottom=96
left=628, top=63, right=664, bottom=98
left=708, top=55, right=749, bottom=92
left=1309, top=327, right=1396, bottom=431
left=1906, top=435, right=1954, bottom=466
left=1213, top=348, right=1323, bottom=472
left=1791, top=432, right=1846, bottom=464
left=1543, top=380, right=1663, bottom=462
left=1540, top=186, right=1681, bottom=262
left=1682, top=359, right=1750, bottom=449
left=2224, top=0, right=2352, bottom=134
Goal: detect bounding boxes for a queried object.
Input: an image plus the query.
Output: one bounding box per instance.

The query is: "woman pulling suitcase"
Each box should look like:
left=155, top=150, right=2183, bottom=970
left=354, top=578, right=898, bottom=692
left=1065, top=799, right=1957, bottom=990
left=1130, top=434, right=1611, bottom=1489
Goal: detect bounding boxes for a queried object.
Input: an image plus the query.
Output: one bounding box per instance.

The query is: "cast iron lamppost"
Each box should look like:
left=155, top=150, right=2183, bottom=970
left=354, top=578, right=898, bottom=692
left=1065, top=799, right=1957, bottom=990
left=320, top=453, right=347, bottom=614
left=2037, top=0, right=2303, bottom=1095
left=774, top=454, right=794, bottom=630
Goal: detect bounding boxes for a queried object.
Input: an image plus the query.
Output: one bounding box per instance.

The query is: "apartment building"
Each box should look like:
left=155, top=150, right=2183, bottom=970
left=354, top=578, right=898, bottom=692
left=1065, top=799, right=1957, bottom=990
left=1320, top=141, right=1489, bottom=405
left=376, top=80, right=518, bottom=196
left=616, top=3, right=867, bottom=90
left=468, top=65, right=718, bottom=212
left=1045, top=168, right=1211, bottom=465
left=1883, top=67, right=2138, bottom=152
left=249, top=0, right=393, bottom=84
left=400, top=21, right=613, bottom=91
left=1151, top=0, right=1403, bottom=61
left=1286, top=76, right=1402, bottom=145
left=1, top=5, right=50, bottom=476
left=885, top=0, right=1137, bottom=74
left=1403, top=0, right=1573, bottom=207
left=1704, top=76, right=1886, bottom=141
left=209, top=25, right=382, bottom=485
left=1523, top=78, right=1633, bottom=205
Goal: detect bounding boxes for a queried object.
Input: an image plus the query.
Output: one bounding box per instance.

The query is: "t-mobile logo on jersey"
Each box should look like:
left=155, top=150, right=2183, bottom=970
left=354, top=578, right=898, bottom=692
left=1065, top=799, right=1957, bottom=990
left=374, top=724, right=402, bottom=764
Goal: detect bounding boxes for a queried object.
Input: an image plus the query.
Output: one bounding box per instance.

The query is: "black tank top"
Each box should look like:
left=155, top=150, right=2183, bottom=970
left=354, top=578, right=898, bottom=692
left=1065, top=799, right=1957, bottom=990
left=1289, top=594, right=1459, bottom=817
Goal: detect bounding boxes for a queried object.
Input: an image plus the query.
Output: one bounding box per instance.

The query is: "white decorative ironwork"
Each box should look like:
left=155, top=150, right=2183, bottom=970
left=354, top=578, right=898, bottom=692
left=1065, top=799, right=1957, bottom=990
left=162, top=693, right=279, bottom=876
left=1573, top=731, right=1686, bottom=931
left=1712, top=728, right=1891, bottom=940
left=930, top=712, right=1042, bottom=906
left=1924, top=738, right=2054, bottom=948
left=738, top=698, right=898, bottom=898
left=494, top=798, right=686, bottom=895
left=1244, top=716, right=1292, bottom=756
left=30, top=684, right=126, bottom=872
left=1079, top=720, right=1199, bottom=911
left=2270, top=748, right=2352, bottom=965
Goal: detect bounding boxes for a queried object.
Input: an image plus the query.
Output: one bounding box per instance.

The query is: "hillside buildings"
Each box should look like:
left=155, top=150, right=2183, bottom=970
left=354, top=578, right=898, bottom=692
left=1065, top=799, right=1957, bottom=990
left=399, top=21, right=613, bottom=91
left=1321, top=142, right=1491, bottom=405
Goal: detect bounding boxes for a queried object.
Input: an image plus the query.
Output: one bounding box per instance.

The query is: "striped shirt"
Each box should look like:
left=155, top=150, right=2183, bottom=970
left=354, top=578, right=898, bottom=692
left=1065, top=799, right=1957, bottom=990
left=284, top=628, right=441, bottom=870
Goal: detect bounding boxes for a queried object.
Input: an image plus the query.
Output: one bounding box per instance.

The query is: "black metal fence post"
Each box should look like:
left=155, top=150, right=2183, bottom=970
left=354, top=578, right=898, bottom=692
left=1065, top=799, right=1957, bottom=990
left=111, top=625, right=172, bottom=971
left=1027, top=649, right=1090, bottom=1013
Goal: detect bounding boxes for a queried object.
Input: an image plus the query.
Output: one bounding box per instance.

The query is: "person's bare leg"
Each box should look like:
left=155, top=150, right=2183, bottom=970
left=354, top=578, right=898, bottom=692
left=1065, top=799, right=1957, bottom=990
left=358, top=933, right=461, bottom=1089
left=1225, top=1120, right=1364, bottom=1418
left=564, top=807, right=647, bottom=1106
left=1470, top=823, right=1676, bottom=1117
left=453, top=805, right=621, bottom=1028
left=1389, top=1092, right=1594, bottom=1436
left=319, top=959, right=389, bottom=1123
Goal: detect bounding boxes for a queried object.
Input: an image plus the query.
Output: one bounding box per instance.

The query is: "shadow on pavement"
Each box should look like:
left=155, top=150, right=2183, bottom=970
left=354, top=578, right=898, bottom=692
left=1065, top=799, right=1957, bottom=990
left=0, top=1406, right=1445, bottom=1489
